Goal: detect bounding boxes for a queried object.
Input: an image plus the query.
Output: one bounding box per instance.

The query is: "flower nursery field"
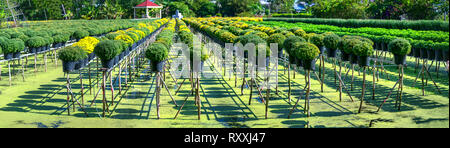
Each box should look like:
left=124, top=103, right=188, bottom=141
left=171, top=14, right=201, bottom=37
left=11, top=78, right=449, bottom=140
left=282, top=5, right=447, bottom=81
left=0, top=17, right=448, bottom=128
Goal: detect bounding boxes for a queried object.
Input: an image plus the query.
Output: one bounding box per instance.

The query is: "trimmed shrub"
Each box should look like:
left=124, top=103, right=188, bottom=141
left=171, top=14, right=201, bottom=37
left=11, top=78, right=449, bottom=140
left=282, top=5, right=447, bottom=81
left=267, top=33, right=286, bottom=49
left=294, top=42, right=320, bottom=60
left=106, top=32, right=121, bottom=40
left=73, top=29, right=89, bottom=39
left=145, top=42, right=168, bottom=63
left=311, top=34, right=325, bottom=47
left=341, top=39, right=362, bottom=54
left=293, top=28, right=306, bottom=37
left=53, top=34, right=70, bottom=43
left=388, top=38, right=411, bottom=56
left=58, top=46, right=87, bottom=62
left=0, top=32, right=11, bottom=39
left=26, top=36, right=46, bottom=48
left=283, top=36, right=306, bottom=55
left=11, top=38, right=25, bottom=52
left=353, top=41, right=374, bottom=57
left=323, top=34, right=340, bottom=50
left=219, top=32, right=237, bottom=43
left=94, top=40, right=121, bottom=61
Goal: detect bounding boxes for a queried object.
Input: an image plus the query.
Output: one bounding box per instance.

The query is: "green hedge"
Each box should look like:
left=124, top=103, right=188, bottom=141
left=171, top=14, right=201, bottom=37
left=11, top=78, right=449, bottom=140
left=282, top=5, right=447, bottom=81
left=264, top=18, right=449, bottom=32
left=271, top=13, right=313, bottom=18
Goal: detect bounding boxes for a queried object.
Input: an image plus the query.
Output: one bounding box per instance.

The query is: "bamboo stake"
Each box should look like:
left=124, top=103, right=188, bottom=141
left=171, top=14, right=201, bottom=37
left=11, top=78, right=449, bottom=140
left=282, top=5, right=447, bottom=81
left=398, top=65, right=404, bottom=111
left=8, top=62, right=11, bottom=86
left=196, top=77, right=201, bottom=120
left=156, top=72, right=160, bottom=119
left=339, top=60, right=342, bottom=101
left=358, top=67, right=367, bottom=113
left=305, top=69, right=311, bottom=117
left=66, top=73, right=71, bottom=115
left=102, top=71, right=106, bottom=117
left=288, top=64, right=291, bottom=103
left=80, top=71, right=84, bottom=107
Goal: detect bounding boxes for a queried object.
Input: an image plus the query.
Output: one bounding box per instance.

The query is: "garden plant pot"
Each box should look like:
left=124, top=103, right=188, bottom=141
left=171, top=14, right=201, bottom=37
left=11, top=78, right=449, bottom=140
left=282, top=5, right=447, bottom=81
left=114, top=56, right=119, bottom=65
left=383, top=43, right=389, bottom=51
left=84, top=58, right=89, bottom=66
left=288, top=56, right=296, bottom=64
left=278, top=50, right=283, bottom=58
left=13, top=52, right=21, bottom=59
left=427, top=49, right=435, bottom=60
left=62, top=61, right=77, bottom=72
left=358, top=56, right=370, bottom=67
left=443, top=50, right=449, bottom=61
left=29, top=48, right=37, bottom=54
left=341, top=52, right=350, bottom=61
left=319, top=46, right=325, bottom=55
left=154, top=61, right=166, bottom=72
left=119, top=52, right=125, bottom=60
left=102, top=59, right=115, bottom=69
left=327, top=48, right=337, bottom=58
left=420, top=48, right=428, bottom=59
left=413, top=48, right=421, bottom=58
left=266, top=57, right=270, bottom=66
left=74, top=60, right=82, bottom=70
left=303, top=59, right=316, bottom=70
left=3, top=53, right=13, bottom=60
left=394, top=54, right=407, bottom=65
left=435, top=49, right=444, bottom=61
left=296, top=58, right=302, bottom=67
left=350, top=54, right=358, bottom=64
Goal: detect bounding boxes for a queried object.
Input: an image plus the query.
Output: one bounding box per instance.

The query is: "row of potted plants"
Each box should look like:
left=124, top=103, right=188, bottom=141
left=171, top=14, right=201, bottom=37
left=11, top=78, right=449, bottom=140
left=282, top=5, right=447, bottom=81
left=247, top=21, right=450, bottom=62
left=0, top=19, right=152, bottom=60
left=264, top=17, right=449, bottom=32
left=58, top=19, right=169, bottom=72
left=145, top=19, right=176, bottom=72
left=0, top=37, right=25, bottom=60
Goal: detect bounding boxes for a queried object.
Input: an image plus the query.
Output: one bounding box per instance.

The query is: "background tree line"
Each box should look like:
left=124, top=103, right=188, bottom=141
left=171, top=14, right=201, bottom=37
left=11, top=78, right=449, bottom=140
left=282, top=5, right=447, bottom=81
left=2, top=0, right=448, bottom=21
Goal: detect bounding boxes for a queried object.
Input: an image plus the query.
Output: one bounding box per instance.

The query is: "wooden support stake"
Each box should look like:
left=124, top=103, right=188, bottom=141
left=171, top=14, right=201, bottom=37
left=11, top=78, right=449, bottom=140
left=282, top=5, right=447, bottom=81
left=80, top=71, right=84, bottom=107
left=288, top=64, right=291, bottom=103
left=102, top=71, right=106, bottom=117
left=196, top=77, right=201, bottom=120
left=8, top=62, right=11, bottom=86
left=305, top=69, right=311, bottom=117
left=358, top=67, right=367, bottom=113
left=156, top=72, right=161, bottom=119
left=66, top=73, right=71, bottom=115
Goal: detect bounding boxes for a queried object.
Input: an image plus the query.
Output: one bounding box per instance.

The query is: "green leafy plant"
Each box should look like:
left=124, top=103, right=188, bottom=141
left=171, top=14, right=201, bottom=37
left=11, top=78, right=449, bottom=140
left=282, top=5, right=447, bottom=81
left=267, top=33, right=286, bottom=50
left=94, top=40, right=121, bottom=61
left=26, top=36, right=46, bottom=48
left=58, top=46, right=88, bottom=62
left=145, top=43, right=168, bottom=63
left=353, top=41, right=374, bottom=57
left=294, top=42, right=320, bottom=60
left=284, top=36, right=306, bottom=55
left=388, top=38, right=412, bottom=56
left=2, top=39, right=23, bottom=53
left=311, top=34, right=325, bottom=47
left=324, top=34, right=340, bottom=49
left=73, top=29, right=89, bottom=39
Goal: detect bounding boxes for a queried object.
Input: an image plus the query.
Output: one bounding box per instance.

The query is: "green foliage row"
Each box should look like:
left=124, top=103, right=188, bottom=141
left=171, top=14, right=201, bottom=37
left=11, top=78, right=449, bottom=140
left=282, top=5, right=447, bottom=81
left=249, top=21, right=449, bottom=53
left=58, top=46, right=88, bottom=62
left=264, top=18, right=449, bottom=32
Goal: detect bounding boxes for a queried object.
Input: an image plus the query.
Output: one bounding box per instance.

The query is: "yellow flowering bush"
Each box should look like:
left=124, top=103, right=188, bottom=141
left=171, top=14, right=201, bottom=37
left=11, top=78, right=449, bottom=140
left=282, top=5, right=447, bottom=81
left=72, top=36, right=99, bottom=54
left=115, top=34, right=134, bottom=47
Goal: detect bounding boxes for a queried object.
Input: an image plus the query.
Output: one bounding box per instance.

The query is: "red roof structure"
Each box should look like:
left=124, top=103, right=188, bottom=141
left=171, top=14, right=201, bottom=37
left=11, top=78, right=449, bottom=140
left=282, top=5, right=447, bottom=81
left=135, top=0, right=163, bottom=8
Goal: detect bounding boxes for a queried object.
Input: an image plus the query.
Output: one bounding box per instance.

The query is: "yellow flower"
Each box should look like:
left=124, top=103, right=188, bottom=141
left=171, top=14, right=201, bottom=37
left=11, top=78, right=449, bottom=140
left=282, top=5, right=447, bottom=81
left=72, top=36, right=99, bottom=54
